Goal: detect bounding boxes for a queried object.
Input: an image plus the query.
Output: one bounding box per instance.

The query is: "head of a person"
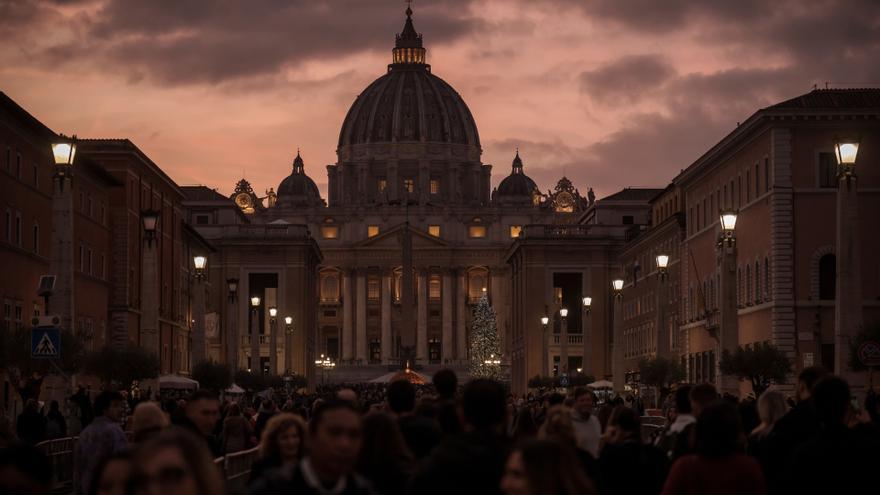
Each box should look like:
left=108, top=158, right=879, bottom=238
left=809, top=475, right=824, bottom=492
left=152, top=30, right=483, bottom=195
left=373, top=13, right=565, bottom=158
left=547, top=393, right=565, bottom=407
left=513, top=407, right=538, bottom=441
left=500, top=439, right=594, bottom=495
left=95, top=391, right=125, bottom=422
left=689, top=383, right=718, bottom=417
left=90, top=452, right=132, bottom=495
left=185, top=390, right=219, bottom=436
left=129, top=428, right=222, bottom=495
left=605, top=406, right=641, bottom=445
left=357, top=412, right=413, bottom=472
left=0, top=444, right=52, bottom=495
left=757, top=390, right=787, bottom=427
left=308, top=399, right=362, bottom=481
left=260, top=413, right=307, bottom=462
left=674, top=385, right=693, bottom=415
left=797, top=366, right=828, bottom=403
left=461, top=379, right=507, bottom=431
left=336, top=388, right=358, bottom=405
left=537, top=406, right=577, bottom=448
left=387, top=380, right=416, bottom=415
left=260, top=399, right=275, bottom=412
left=695, top=401, right=742, bottom=458
left=132, top=402, right=170, bottom=443
left=226, top=403, right=241, bottom=417
left=433, top=369, right=458, bottom=400
left=572, top=387, right=595, bottom=417
left=811, top=375, right=851, bottom=428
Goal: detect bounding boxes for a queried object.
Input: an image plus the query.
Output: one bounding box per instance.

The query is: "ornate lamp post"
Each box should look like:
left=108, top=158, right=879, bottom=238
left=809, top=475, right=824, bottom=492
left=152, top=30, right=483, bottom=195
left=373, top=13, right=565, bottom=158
left=49, top=135, right=77, bottom=334
left=250, top=296, right=261, bottom=373
left=541, top=315, right=550, bottom=377
left=582, top=296, right=592, bottom=375
left=226, top=278, right=238, bottom=369
left=314, top=353, right=336, bottom=385
left=717, top=209, right=739, bottom=395
left=140, top=209, right=161, bottom=360
left=284, top=315, right=293, bottom=374
left=655, top=254, right=670, bottom=358
left=269, top=306, right=278, bottom=375
left=559, top=307, right=569, bottom=377
left=191, top=255, right=208, bottom=365
left=612, top=278, right=624, bottom=392
left=834, top=140, right=862, bottom=387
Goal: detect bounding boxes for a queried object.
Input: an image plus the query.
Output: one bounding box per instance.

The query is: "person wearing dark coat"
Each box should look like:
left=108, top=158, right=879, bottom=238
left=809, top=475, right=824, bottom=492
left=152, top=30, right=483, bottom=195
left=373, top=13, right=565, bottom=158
left=600, top=407, right=668, bottom=495
left=387, top=380, right=441, bottom=460
left=15, top=399, right=47, bottom=445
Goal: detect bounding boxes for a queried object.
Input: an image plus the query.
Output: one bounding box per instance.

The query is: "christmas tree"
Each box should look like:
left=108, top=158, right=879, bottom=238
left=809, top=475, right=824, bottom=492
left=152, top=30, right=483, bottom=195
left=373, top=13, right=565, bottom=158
left=469, top=292, right=502, bottom=380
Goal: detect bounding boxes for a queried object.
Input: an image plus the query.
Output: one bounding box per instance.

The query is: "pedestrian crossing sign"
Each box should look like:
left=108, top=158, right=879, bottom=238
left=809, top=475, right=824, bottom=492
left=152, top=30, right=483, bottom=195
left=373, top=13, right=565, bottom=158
left=31, top=327, right=60, bottom=359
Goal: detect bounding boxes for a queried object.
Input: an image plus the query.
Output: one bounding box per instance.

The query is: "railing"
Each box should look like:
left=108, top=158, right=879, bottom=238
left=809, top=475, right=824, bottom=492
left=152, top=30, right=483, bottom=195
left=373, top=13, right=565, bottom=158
left=241, top=335, right=271, bottom=345
left=521, top=225, right=592, bottom=239
left=223, top=447, right=261, bottom=483
left=552, top=335, right=584, bottom=345
left=36, top=437, right=77, bottom=493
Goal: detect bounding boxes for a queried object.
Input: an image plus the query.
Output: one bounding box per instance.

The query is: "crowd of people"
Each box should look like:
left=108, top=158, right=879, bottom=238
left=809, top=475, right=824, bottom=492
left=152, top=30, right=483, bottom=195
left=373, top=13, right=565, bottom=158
left=1, top=366, right=879, bottom=495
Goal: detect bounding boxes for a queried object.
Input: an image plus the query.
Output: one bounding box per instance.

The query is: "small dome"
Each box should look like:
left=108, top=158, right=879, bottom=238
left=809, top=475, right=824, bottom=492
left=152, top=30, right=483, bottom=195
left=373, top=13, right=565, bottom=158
left=277, top=151, right=324, bottom=208
left=495, top=151, right=538, bottom=202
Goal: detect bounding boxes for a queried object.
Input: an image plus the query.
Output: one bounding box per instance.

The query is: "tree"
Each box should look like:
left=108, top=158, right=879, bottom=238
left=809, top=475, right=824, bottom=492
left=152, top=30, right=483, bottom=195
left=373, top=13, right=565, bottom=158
left=84, top=345, right=160, bottom=390
left=720, top=343, right=792, bottom=396
left=191, top=360, right=233, bottom=393
left=638, top=356, right=685, bottom=404
left=848, top=323, right=880, bottom=372
left=468, top=293, right=502, bottom=380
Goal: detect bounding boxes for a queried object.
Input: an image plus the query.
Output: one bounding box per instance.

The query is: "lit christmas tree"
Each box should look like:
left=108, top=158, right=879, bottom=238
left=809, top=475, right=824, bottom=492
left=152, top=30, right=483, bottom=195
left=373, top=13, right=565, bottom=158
left=469, top=291, right=502, bottom=380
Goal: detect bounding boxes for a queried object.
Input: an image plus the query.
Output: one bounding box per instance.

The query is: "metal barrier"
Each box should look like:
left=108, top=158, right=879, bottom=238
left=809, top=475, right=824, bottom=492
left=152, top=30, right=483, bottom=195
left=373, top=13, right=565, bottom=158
left=224, top=447, right=260, bottom=482
left=36, top=437, right=78, bottom=494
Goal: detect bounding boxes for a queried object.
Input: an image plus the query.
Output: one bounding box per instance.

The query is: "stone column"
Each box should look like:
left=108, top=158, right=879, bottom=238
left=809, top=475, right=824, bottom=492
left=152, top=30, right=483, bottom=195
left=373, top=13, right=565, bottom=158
left=50, top=171, right=75, bottom=341
left=457, top=269, right=468, bottom=362
left=342, top=270, right=353, bottom=362
left=192, top=280, right=206, bottom=365
left=381, top=273, right=392, bottom=363
left=442, top=271, right=453, bottom=364
left=417, top=270, right=428, bottom=363
left=835, top=172, right=863, bottom=391
left=356, top=271, right=367, bottom=363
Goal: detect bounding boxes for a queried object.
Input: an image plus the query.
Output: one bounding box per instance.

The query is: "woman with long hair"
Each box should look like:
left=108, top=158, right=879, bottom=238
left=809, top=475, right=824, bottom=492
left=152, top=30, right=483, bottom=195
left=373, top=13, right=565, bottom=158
left=248, top=413, right=307, bottom=485
left=220, top=403, right=253, bottom=454
left=129, top=428, right=224, bottom=495
left=356, top=412, right=416, bottom=495
left=131, top=401, right=170, bottom=444
left=500, top=438, right=595, bottom=495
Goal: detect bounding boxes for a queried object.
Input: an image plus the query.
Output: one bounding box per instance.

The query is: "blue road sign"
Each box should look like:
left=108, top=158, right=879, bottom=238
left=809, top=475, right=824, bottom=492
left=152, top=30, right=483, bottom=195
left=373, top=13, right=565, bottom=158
left=32, top=327, right=60, bottom=358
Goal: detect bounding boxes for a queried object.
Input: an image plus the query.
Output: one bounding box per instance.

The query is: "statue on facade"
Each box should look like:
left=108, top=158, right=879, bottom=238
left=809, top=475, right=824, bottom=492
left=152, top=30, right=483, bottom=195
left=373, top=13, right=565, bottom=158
left=265, top=187, right=277, bottom=207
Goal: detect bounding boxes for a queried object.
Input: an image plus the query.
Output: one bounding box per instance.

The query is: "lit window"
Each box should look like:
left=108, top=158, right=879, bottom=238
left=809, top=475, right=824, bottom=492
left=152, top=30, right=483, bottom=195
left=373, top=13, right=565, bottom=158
left=368, top=277, right=380, bottom=300
left=404, top=179, right=414, bottom=193
left=321, top=226, right=339, bottom=239
left=367, top=225, right=379, bottom=237
left=430, top=180, right=440, bottom=194
left=509, top=225, right=522, bottom=238
left=429, top=276, right=441, bottom=300
left=468, top=226, right=486, bottom=238
left=428, top=225, right=441, bottom=237
left=378, top=179, right=387, bottom=193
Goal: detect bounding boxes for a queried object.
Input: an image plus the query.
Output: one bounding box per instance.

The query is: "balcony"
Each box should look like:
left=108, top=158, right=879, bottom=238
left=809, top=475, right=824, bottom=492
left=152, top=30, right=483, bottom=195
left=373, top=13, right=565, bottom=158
left=241, top=335, right=271, bottom=345
left=552, top=335, right=583, bottom=345
left=520, top=225, right=592, bottom=239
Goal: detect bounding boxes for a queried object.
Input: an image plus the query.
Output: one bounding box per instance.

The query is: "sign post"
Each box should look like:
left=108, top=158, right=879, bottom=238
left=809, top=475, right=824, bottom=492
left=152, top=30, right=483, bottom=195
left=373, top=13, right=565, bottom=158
left=31, top=315, right=61, bottom=359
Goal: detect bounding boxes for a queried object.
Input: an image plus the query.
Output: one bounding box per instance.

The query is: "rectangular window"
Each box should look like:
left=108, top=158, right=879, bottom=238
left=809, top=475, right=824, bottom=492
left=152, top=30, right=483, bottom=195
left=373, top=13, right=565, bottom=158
left=755, top=164, right=760, bottom=196
left=367, top=225, right=380, bottom=238
left=15, top=212, right=21, bottom=246
left=430, top=179, right=440, bottom=194
left=509, top=225, right=522, bottom=238
left=468, top=225, right=486, bottom=238
left=622, top=215, right=634, bottom=225
left=16, top=153, right=21, bottom=179
left=100, top=253, right=106, bottom=279
left=321, top=226, right=339, bottom=239
left=87, top=248, right=93, bottom=275
left=5, top=209, right=10, bottom=241
left=32, top=224, right=38, bottom=254
left=368, top=277, right=380, bottom=300
left=79, top=245, right=84, bottom=271
left=764, top=158, right=770, bottom=192
left=378, top=179, right=387, bottom=193
left=14, top=304, right=22, bottom=331
left=33, top=163, right=38, bottom=188
left=88, top=196, right=93, bottom=218
left=404, top=179, right=414, bottom=193
left=195, top=214, right=210, bottom=225
left=428, top=225, right=441, bottom=237
left=429, top=276, right=441, bottom=300
left=818, top=152, right=837, bottom=188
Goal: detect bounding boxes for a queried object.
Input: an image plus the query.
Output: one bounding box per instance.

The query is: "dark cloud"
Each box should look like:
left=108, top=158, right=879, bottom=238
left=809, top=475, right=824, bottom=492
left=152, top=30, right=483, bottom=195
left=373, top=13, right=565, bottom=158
left=578, top=54, right=676, bottom=104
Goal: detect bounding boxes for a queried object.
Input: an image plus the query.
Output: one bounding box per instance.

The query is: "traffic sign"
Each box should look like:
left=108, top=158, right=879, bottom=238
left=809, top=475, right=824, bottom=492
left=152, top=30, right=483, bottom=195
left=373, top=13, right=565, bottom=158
left=32, top=326, right=61, bottom=359
left=857, top=341, right=880, bottom=367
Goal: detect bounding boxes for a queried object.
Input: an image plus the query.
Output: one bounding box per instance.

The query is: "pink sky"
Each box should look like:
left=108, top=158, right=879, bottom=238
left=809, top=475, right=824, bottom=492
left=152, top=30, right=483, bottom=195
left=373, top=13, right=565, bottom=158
left=2, top=0, right=878, bottom=198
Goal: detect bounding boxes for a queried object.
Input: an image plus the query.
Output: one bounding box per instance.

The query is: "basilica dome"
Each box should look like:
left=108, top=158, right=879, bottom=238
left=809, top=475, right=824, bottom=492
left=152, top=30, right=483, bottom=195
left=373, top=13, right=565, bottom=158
left=337, top=8, right=481, bottom=149
left=494, top=151, right=539, bottom=205
left=277, top=151, right=324, bottom=208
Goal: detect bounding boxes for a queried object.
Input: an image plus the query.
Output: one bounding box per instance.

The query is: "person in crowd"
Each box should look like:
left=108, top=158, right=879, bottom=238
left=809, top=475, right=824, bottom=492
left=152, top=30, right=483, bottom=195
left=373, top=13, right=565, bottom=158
left=539, top=405, right=601, bottom=488
left=337, top=388, right=360, bottom=405
left=254, top=399, right=278, bottom=441
left=16, top=399, right=47, bottom=445
left=249, top=413, right=307, bottom=484
left=250, top=399, right=374, bottom=495
left=655, top=385, right=694, bottom=458
left=0, top=408, right=17, bottom=447
left=45, top=400, right=67, bottom=439
left=599, top=406, right=668, bottom=495
left=432, top=369, right=461, bottom=435
left=221, top=402, right=253, bottom=454
left=357, top=412, right=415, bottom=495
left=410, top=379, right=510, bottom=495
left=89, top=451, right=132, bottom=495
left=784, top=375, right=880, bottom=495
left=178, top=390, right=222, bottom=458
left=131, top=401, right=170, bottom=444
left=569, top=387, right=601, bottom=457
left=71, top=386, right=94, bottom=429
left=500, top=438, right=594, bottom=495
left=747, top=390, right=787, bottom=454
left=128, top=428, right=224, bottom=495
left=74, top=391, right=128, bottom=495
left=0, top=443, right=53, bottom=495
left=669, top=383, right=717, bottom=460
left=660, top=401, right=765, bottom=495
left=511, top=407, right=538, bottom=442
left=387, top=379, right=441, bottom=460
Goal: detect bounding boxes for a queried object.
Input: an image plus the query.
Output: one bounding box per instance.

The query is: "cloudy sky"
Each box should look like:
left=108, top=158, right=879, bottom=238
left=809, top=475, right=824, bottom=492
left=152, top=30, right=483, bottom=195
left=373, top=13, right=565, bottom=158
left=2, top=0, right=879, bottom=198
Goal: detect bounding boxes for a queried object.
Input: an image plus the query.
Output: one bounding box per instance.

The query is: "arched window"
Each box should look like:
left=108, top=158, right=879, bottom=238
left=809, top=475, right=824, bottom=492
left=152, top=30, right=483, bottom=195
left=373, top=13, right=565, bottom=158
left=467, top=268, right=488, bottom=303
left=819, top=254, right=836, bottom=300
left=320, top=270, right=340, bottom=303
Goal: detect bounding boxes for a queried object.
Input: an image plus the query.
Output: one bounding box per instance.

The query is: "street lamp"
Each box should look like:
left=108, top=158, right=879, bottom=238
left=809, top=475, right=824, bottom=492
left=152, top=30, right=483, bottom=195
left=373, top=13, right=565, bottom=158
left=227, top=279, right=238, bottom=300
left=656, top=254, right=670, bottom=358
left=269, top=307, right=277, bottom=318
left=582, top=296, right=592, bottom=375
left=540, top=315, right=550, bottom=376
left=834, top=138, right=863, bottom=383
left=582, top=297, right=592, bottom=310
left=48, top=134, right=77, bottom=336
left=191, top=255, right=208, bottom=364
left=717, top=208, right=739, bottom=395
left=656, top=254, right=669, bottom=279
left=612, top=279, right=624, bottom=296
left=835, top=140, right=859, bottom=179
left=193, top=255, right=207, bottom=281
left=250, top=296, right=261, bottom=375
left=283, top=315, right=293, bottom=374
left=559, top=307, right=569, bottom=377
left=719, top=210, right=737, bottom=248
left=612, top=278, right=625, bottom=391
left=251, top=296, right=261, bottom=307
left=141, top=210, right=160, bottom=247
left=268, top=307, right=278, bottom=375
left=51, top=134, right=76, bottom=187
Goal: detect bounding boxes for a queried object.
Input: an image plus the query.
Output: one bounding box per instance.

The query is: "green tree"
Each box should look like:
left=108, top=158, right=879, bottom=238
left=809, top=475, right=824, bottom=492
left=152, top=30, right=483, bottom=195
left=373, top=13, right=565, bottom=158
left=468, top=293, right=502, bottom=380
left=191, top=360, right=233, bottom=393
left=848, top=323, right=880, bottom=372
left=84, top=345, right=159, bottom=389
left=638, top=356, right=685, bottom=404
left=720, top=343, right=792, bottom=396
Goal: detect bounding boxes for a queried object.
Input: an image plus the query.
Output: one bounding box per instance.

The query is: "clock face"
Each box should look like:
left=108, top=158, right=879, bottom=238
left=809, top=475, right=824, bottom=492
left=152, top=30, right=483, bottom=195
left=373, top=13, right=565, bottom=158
left=555, top=191, right=574, bottom=212
left=235, top=192, right=253, bottom=209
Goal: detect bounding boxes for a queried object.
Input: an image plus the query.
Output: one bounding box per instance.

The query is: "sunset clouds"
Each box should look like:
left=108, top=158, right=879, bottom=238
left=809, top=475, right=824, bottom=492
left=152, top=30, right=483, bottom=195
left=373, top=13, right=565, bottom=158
left=2, top=0, right=878, bottom=197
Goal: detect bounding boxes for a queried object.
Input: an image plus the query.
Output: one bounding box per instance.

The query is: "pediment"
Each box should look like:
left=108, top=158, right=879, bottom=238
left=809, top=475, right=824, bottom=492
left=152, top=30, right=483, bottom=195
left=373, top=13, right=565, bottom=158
left=354, top=223, right=451, bottom=249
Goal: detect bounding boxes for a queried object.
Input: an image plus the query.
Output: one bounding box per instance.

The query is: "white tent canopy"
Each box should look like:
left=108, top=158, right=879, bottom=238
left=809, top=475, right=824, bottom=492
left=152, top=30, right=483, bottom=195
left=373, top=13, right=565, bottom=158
left=159, top=374, right=200, bottom=390
left=587, top=380, right=614, bottom=389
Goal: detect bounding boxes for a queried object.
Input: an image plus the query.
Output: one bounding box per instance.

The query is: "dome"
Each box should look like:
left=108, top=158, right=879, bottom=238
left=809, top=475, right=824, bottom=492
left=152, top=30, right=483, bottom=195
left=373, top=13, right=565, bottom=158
left=495, top=151, right=538, bottom=203
left=277, top=151, right=324, bottom=208
left=337, top=8, right=480, bottom=148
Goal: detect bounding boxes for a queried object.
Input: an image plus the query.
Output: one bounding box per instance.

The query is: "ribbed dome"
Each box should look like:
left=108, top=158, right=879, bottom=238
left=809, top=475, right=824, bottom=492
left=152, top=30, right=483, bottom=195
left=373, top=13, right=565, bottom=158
left=277, top=151, right=324, bottom=208
left=337, top=8, right=480, bottom=148
left=496, top=151, right=538, bottom=199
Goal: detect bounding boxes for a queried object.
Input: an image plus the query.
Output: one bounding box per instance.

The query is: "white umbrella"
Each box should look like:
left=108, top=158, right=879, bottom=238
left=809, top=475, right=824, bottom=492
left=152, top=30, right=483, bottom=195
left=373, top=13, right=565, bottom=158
left=158, top=374, right=200, bottom=390
left=587, top=380, right=614, bottom=389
